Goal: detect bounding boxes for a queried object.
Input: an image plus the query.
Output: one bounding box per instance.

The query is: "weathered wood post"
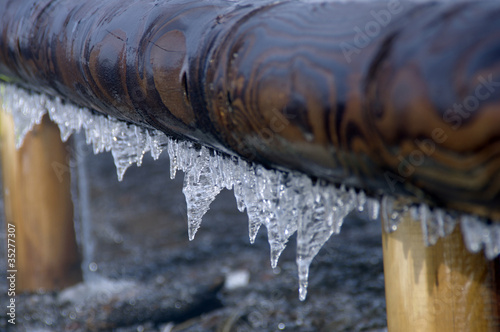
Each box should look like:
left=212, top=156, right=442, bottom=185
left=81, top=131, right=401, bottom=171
left=382, top=210, right=500, bottom=331
left=0, top=111, right=82, bottom=291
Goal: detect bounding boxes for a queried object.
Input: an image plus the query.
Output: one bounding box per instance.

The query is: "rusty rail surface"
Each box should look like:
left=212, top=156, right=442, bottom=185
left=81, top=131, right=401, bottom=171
left=1, top=0, right=500, bottom=218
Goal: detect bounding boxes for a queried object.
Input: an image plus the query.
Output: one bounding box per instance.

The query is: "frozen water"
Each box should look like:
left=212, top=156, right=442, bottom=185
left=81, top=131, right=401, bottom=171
left=3, top=84, right=500, bottom=300
left=0, top=84, right=47, bottom=148
left=237, top=161, right=264, bottom=243
left=418, top=205, right=458, bottom=246
left=366, top=198, right=380, bottom=221
left=181, top=146, right=223, bottom=240
left=382, top=198, right=459, bottom=247
left=357, top=190, right=367, bottom=212
left=254, top=165, right=289, bottom=267
left=0, top=84, right=169, bottom=181
left=381, top=195, right=409, bottom=233
left=297, top=183, right=358, bottom=300
left=461, top=215, right=500, bottom=260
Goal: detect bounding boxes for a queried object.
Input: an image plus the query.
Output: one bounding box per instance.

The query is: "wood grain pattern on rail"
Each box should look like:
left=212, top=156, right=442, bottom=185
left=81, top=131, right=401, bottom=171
left=1, top=0, right=500, bottom=218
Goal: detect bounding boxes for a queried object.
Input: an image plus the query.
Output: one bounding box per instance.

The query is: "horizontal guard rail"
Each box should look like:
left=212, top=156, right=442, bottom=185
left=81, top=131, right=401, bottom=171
left=1, top=0, right=500, bottom=218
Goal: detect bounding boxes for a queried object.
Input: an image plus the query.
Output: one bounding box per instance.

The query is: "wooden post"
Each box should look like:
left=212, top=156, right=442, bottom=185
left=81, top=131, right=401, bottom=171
left=1, top=111, right=82, bottom=291
left=382, top=212, right=500, bottom=331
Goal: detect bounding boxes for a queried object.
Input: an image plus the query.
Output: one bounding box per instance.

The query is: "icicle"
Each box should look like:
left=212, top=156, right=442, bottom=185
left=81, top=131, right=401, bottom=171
left=441, top=210, right=458, bottom=237
left=176, top=140, right=195, bottom=172
left=434, top=209, right=446, bottom=237
left=133, top=126, right=147, bottom=167
left=254, top=166, right=287, bottom=267
left=296, top=182, right=356, bottom=301
left=274, top=172, right=308, bottom=248
left=357, top=190, right=367, bottom=212
left=461, top=215, right=487, bottom=253
left=221, top=155, right=237, bottom=191
left=232, top=158, right=247, bottom=213
left=147, top=129, right=167, bottom=160
left=1, top=84, right=47, bottom=148
left=381, top=195, right=411, bottom=233
left=366, top=198, right=380, bottom=220
left=410, top=205, right=420, bottom=221
left=209, top=152, right=223, bottom=188
left=485, top=224, right=500, bottom=260
left=167, top=138, right=179, bottom=179
left=182, top=146, right=223, bottom=240
left=403, top=204, right=459, bottom=247
left=381, top=195, right=397, bottom=233
left=45, top=96, right=86, bottom=142
left=459, top=214, right=500, bottom=259
left=419, top=204, right=436, bottom=246
left=336, top=185, right=358, bottom=222
left=296, top=186, right=316, bottom=302
left=109, top=119, right=147, bottom=181
left=239, top=162, right=264, bottom=244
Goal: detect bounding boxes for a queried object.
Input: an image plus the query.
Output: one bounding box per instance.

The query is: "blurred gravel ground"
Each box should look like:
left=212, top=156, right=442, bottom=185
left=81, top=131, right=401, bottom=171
left=0, top=138, right=387, bottom=331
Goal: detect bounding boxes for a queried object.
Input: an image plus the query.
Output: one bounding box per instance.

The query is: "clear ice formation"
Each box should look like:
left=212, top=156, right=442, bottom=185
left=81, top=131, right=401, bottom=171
left=2, top=83, right=500, bottom=299
left=0, top=84, right=48, bottom=149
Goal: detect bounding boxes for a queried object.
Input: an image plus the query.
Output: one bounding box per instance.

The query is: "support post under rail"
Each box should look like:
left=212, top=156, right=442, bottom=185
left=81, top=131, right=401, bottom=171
left=0, top=111, right=82, bottom=291
left=382, top=209, right=500, bottom=331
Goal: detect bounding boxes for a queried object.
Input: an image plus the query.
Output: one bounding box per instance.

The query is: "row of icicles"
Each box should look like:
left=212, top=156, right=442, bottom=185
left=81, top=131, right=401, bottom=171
left=1, top=83, right=499, bottom=300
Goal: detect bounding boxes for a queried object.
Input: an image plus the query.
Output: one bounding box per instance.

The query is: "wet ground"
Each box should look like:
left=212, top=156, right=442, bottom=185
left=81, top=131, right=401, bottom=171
left=0, top=135, right=387, bottom=331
